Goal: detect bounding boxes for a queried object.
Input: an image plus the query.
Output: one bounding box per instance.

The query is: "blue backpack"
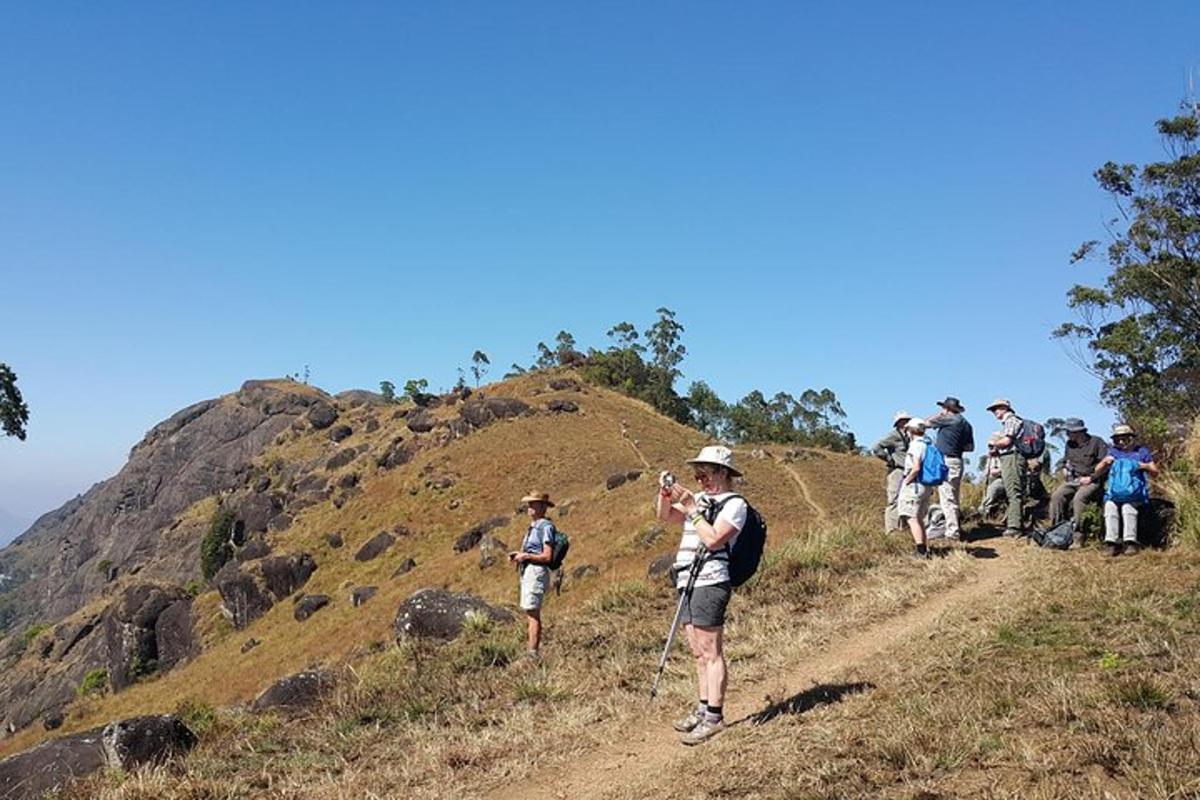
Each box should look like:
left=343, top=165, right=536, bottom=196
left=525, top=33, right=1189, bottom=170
left=1106, top=458, right=1149, bottom=504
left=919, top=437, right=949, bottom=486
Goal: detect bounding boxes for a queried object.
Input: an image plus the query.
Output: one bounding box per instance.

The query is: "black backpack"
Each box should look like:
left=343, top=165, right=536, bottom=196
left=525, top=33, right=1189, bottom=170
left=705, top=495, right=767, bottom=588
left=1015, top=418, right=1046, bottom=459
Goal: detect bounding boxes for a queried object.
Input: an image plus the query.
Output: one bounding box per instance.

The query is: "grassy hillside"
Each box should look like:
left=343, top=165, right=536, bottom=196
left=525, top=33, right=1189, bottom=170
left=0, top=371, right=879, bottom=760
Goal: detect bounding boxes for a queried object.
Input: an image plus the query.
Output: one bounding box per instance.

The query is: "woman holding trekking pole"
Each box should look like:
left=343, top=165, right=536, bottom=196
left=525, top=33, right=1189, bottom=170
left=655, top=445, right=747, bottom=746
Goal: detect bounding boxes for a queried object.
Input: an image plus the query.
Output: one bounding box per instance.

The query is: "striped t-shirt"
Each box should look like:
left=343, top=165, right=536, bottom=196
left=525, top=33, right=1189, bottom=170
left=673, top=492, right=748, bottom=589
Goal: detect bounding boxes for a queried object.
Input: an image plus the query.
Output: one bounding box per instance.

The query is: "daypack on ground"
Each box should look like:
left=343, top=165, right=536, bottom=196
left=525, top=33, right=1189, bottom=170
left=1015, top=418, right=1046, bottom=459
left=705, top=494, right=767, bottom=588
left=1031, top=520, right=1072, bottom=550
left=1105, top=458, right=1149, bottom=505
left=919, top=437, right=949, bottom=486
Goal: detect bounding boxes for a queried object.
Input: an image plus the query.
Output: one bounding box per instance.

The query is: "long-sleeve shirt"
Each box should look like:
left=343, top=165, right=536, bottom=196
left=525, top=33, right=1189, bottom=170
left=872, top=429, right=909, bottom=471
left=927, top=412, right=975, bottom=458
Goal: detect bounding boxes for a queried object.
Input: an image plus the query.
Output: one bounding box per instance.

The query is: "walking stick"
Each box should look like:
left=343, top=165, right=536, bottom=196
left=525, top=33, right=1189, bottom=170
left=650, top=551, right=707, bottom=699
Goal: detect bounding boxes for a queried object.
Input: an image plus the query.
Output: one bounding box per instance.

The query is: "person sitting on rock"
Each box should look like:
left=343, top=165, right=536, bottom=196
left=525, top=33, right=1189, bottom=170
left=1048, top=417, right=1108, bottom=545
left=656, top=445, right=747, bottom=746
left=1092, top=425, right=1159, bottom=557
left=508, top=491, right=558, bottom=658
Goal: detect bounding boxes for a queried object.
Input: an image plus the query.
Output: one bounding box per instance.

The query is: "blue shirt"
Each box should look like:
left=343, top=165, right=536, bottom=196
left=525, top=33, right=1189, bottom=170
left=1108, top=446, right=1153, bottom=464
left=522, top=518, right=557, bottom=555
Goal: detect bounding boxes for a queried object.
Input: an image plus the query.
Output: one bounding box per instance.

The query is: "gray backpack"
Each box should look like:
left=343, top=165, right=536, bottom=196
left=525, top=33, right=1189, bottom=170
left=1031, top=520, right=1072, bottom=550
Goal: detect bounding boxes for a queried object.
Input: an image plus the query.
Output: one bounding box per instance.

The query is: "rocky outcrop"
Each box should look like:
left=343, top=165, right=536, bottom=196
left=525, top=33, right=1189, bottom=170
left=0, top=715, right=195, bottom=800
left=351, top=586, right=378, bottom=607
left=103, top=584, right=191, bottom=691
left=306, top=401, right=339, bottom=430
left=458, top=397, right=531, bottom=430
left=376, top=438, right=422, bottom=470
left=394, top=588, right=515, bottom=643
left=216, top=553, right=317, bottom=629
left=252, top=669, right=336, bottom=713
left=547, top=399, right=579, bottom=413
left=328, top=424, right=353, bottom=443
left=293, top=594, right=330, bottom=622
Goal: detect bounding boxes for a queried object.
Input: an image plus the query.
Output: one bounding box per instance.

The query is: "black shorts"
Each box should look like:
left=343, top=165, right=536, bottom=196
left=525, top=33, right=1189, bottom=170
left=679, top=582, right=732, bottom=628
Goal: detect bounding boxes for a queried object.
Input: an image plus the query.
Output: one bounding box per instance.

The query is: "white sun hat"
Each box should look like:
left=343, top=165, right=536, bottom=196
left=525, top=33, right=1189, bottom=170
left=685, top=445, right=743, bottom=477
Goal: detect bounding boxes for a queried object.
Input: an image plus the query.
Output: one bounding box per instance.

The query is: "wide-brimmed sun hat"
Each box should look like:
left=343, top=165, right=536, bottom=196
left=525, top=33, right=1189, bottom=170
left=893, top=410, right=913, bottom=426
left=904, top=417, right=928, bottom=432
left=1063, top=417, right=1087, bottom=433
left=1112, top=424, right=1136, bottom=438
left=520, top=491, right=555, bottom=507
left=937, top=396, right=965, bottom=412
left=986, top=397, right=1013, bottom=411
left=686, top=445, right=743, bottom=477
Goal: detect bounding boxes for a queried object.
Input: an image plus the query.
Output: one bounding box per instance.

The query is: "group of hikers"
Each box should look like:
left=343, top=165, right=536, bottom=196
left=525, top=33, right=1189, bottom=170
left=871, top=396, right=1159, bottom=558
left=508, top=405, right=1159, bottom=749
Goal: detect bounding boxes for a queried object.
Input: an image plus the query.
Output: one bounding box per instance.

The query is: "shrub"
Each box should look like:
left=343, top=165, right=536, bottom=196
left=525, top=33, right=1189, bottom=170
left=1163, top=449, right=1200, bottom=549
left=174, top=697, right=217, bottom=736
left=200, top=507, right=236, bottom=581
left=96, top=559, right=113, bottom=577
left=19, top=623, right=50, bottom=650
left=78, top=668, right=109, bottom=698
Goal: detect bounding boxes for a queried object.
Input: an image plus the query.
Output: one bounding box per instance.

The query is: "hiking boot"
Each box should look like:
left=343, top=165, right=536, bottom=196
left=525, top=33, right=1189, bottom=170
left=1123, top=542, right=1140, bottom=556
left=680, top=717, right=724, bottom=745
left=1105, top=542, right=1121, bottom=557
left=671, top=707, right=704, bottom=733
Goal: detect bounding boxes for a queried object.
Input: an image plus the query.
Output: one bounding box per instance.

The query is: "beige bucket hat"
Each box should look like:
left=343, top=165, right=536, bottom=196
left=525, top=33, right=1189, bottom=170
left=1111, top=424, right=1136, bottom=438
left=520, top=491, right=555, bottom=507
left=686, top=445, right=743, bottom=477
left=985, top=397, right=1013, bottom=411
left=893, top=410, right=913, bottom=426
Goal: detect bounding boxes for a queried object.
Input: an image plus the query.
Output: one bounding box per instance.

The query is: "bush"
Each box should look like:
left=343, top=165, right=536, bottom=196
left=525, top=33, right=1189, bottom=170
left=77, top=668, right=109, bottom=698
left=19, top=623, right=50, bottom=650
left=1163, top=453, right=1200, bottom=549
left=201, top=507, right=236, bottom=581
left=96, top=559, right=113, bottom=577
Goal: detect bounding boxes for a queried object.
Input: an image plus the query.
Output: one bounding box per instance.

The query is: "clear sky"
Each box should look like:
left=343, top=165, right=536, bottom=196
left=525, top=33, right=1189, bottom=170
left=2, top=2, right=1198, bottom=526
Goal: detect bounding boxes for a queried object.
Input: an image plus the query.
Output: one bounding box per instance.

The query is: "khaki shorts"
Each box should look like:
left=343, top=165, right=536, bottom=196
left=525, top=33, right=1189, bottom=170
left=898, top=482, right=933, bottom=521
left=520, top=564, right=550, bottom=611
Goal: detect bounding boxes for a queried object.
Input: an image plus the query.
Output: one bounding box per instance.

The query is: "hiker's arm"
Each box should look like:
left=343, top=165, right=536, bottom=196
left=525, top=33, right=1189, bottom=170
left=655, top=485, right=687, bottom=524
left=1092, top=456, right=1114, bottom=479
left=1140, top=460, right=1159, bottom=476
left=870, top=435, right=892, bottom=461
left=691, top=516, right=739, bottom=550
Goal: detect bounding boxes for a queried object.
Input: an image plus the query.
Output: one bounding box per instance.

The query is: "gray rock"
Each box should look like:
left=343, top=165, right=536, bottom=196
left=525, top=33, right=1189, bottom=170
left=103, top=583, right=190, bottom=691
left=571, top=564, right=600, bottom=579
left=251, top=669, right=336, bottom=713
left=648, top=553, right=676, bottom=581
left=364, top=417, right=380, bottom=433
left=376, top=439, right=421, bottom=470
left=478, top=536, right=509, bottom=570
left=458, top=397, right=531, bottom=430
left=606, top=473, right=628, bottom=490
left=625, top=470, right=642, bottom=482
left=547, top=399, right=579, bottom=413
left=335, top=389, right=388, bottom=407
left=547, top=378, right=580, bottom=391
left=241, top=638, right=260, bottom=654
left=239, top=493, right=285, bottom=534
left=326, top=448, right=359, bottom=471
left=454, top=516, right=510, bottom=553
left=329, top=424, right=353, bottom=443
left=42, top=709, right=64, bottom=731
left=324, top=532, right=344, bottom=549
left=637, top=524, right=667, bottom=549
left=154, top=599, right=197, bottom=670
left=307, top=401, right=339, bottom=430
left=259, top=554, right=317, bottom=600
left=216, top=554, right=316, bottom=629
left=49, top=616, right=99, bottom=662
left=101, top=714, right=197, bottom=771
left=351, top=586, right=378, bottom=607
left=253, top=475, right=272, bottom=493
left=406, top=411, right=437, bottom=433
left=355, top=532, right=396, bottom=562
left=393, top=588, right=514, bottom=643
left=294, top=594, right=330, bottom=622
left=337, top=473, right=360, bottom=490
left=292, top=474, right=327, bottom=494
left=236, top=538, right=272, bottom=563
left=392, top=558, right=417, bottom=577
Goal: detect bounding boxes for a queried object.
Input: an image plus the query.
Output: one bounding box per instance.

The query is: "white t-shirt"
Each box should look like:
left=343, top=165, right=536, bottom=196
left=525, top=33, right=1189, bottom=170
left=673, top=491, right=748, bottom=589
left=904, top=437, right=928, bottom=476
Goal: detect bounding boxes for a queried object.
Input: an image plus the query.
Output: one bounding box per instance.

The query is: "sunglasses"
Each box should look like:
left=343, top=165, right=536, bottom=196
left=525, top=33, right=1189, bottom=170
left=693, top=471, right=716, bottom=481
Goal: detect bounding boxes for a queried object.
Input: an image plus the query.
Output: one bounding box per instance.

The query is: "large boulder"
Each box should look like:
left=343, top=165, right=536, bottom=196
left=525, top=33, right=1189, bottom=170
left=49, top=616, right=99, bottom=662
left=155, top=599, right=198, bottom=669
left=393, top=588, right=515, bottom=643
left=306, top=401, right=340, bottom=430
left=0, top=715, right=195, bottom=800
left=294, top=594, right=330, bottom=622
left=453, top=516, right=510, bottom=553
left=216, top=553, right=317, bottom=629
left=239, top=493, right=286, bottom=534
left=259, top=553, right=318, bottom=600
left=406, top=411, right=437, bottom=433
left=351, top=586, right=378, bottom=607
left=251, top=669, right=336, bottom=713
left=354, top=532, right=396, bottom=562
left=458, top=397, right=532, bottom=430
left=376, top=438, right=421, bottom=470
left=478, top=536, right=509, bottom=570
left=103, top=584, right=190, bottom=691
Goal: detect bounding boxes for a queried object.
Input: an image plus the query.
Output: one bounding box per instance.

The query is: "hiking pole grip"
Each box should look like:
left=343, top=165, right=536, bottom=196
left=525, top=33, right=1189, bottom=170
left=649, top=551, right=707, bottom=700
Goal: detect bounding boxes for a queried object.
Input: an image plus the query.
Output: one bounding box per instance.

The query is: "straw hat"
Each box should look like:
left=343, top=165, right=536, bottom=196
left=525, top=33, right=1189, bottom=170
left=520, top=491, right=555, bottom=507
left=686, top=445, right=743, bottom=477
left=1111, top=424, right=1136, bottom=438
left=985, top=397, right=1013, bottom=411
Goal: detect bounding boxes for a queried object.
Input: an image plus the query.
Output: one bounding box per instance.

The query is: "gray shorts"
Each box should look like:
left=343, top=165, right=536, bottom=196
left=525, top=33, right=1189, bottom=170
left=679, top=583, right=731, bottom=628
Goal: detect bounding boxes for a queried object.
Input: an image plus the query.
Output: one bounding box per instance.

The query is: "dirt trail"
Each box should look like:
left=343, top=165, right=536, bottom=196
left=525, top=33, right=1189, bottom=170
left=485, top=538, right=1027, bottom=800
left=775, top=458, right=829, bottom=523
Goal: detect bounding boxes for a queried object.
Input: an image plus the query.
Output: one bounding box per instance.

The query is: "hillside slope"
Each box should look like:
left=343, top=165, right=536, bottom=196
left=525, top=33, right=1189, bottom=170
left=0, top=370, right=879, bottom=752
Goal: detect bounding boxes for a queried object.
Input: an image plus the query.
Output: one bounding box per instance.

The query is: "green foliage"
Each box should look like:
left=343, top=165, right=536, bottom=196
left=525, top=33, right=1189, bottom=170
left=78, top=668, right=109, bottom=698
left=200, top=507, right=236, bottom=581
left=1110, top=677, right=1173, bottom=711
left=724, top=388, right=856, bottom=450
left=174, top=697, right=217, bottom=736
left=403, top=378, right=432, bottom=406
left=0, top=363, right=30, bottom=441
left=20, top=623, right=50, bottom=649
left=1163, top=453, right=1200, bottom=548
left=379, top=380, right=396, bottom=403
left=1055, top=108, right=1200, bottom=435
left=470, top=350, right=490, bottom=386
left=96, top=559, right=113, bottom=577
left=184, top=579, right=205, bottom=597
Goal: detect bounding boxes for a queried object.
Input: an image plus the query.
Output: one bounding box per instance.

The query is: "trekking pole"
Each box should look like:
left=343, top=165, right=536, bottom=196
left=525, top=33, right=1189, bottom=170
left=649, top=551, right=707, bottom=700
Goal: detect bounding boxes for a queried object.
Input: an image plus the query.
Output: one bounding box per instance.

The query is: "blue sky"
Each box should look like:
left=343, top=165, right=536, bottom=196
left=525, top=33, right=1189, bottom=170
left=2, top=1, right=1198, bottom=525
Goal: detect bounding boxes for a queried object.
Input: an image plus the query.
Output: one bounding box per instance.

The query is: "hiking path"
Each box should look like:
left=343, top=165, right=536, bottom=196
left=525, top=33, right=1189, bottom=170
left=484, top=536, right=1027, bottom=800
left=774, top=457, right=829, bottom=524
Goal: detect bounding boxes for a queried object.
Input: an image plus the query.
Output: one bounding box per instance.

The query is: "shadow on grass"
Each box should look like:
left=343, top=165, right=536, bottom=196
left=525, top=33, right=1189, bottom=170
left=737, top=681, right=874, bottom=727
left=965, top=546, right=999, bottom=559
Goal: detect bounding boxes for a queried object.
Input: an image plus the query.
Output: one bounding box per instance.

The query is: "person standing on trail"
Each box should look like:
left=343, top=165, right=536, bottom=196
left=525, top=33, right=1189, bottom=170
left=872, top=411, right=913, bottom=534
left=656, top=445, right=747, bottom=746
left=898, top=418, right=934, bottom=559
left=1092, top=425, right=1159, bottom=557
left=925, top=396, right=974, bottom=542
left=1048, top=418, right=1108, bottom=545
left=508, top=491, right=558, bottom=659
left=986, top=398, right=1026, bottom=537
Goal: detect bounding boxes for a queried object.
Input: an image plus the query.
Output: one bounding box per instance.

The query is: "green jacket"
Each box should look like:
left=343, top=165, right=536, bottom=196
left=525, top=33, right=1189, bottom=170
left=872, top=429, right=909, bottom=471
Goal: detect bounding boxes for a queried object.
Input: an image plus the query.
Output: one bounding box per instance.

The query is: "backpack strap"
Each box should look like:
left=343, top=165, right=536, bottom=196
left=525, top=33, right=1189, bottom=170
left=702, top=494, right=746, bottom=561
